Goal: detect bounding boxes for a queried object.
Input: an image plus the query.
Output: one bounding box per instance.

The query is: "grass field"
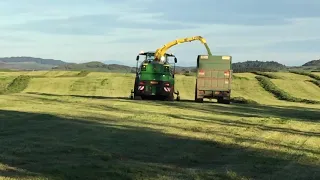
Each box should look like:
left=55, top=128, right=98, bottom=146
left=268, top=72, right=320, bottom=101
left=0, top=71, right=319, bottom=180
left=312, top=72, right=320, bottom=76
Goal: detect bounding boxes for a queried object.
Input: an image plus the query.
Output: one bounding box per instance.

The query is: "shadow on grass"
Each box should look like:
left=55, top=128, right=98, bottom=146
left=25, top=92, right=320, bottom=122
left=132, top=99, right=320, bottom=122
left=168, top=114, right=320, bottom=137
left=0, top=110, right=319, bottom=180
left=26, top=92, right=129, bottom=100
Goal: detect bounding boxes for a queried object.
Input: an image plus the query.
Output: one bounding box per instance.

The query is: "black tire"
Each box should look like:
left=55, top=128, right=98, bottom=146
left=217, top=97, right=230, bottom=104
left=223, top=100, right=231, bottom=104
left=166, top=93, right=174, bottom=101
left=194, top=81, right=198, bottom=101
left=134, top=95, right=142, bottom=100
left=194, top=81, right=203, bottom=103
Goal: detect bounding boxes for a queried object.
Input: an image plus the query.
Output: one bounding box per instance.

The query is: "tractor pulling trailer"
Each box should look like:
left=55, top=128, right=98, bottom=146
left=130, top=36, right=232, bottom=103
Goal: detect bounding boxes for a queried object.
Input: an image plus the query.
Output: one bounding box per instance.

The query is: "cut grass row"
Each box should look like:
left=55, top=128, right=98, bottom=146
left=307, top=79, right=320, bottom=87
left=0, top=75, right=30, bottom=94
left=251, top=71, right=281, bottom=79
left=255, top=76, right=320, bottom=104
left=1, top=71, right=319, bottom=106
left=28, top=70, right=90, bottom=78
left=290, top=70, right=320, bottom=80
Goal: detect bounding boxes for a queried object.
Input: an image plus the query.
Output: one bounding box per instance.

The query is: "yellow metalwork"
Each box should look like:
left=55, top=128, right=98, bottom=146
left=154, top=36, right=212, bottom=61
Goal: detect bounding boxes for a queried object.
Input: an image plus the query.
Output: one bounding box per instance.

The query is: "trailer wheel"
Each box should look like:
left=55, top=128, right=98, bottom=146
left=222, top=99, right=230, bottom=104
left=194, top=82, right=202, bottom=102
left=217, top=97, right=230, bottom=104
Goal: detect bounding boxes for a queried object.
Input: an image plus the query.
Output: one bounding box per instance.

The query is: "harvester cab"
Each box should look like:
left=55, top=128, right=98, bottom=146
left=130, top=51, right=180, bottom=101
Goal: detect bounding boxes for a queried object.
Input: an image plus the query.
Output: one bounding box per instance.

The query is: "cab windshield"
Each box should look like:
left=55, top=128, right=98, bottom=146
left=146, top=54, right=155, bottom=61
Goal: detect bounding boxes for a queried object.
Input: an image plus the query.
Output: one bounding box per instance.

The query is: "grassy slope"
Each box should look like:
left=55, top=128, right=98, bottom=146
left=0, top=71, right=319, bottom=180
left=312, top=72, right=320, bottom=76
left=268, top=73, right=320, bottom=101
left=231, top=73, right=285, bottom=105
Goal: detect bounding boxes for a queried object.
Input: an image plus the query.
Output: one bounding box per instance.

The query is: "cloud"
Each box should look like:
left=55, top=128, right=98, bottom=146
left=134, top=0, right=320, bottom=26
left=0, top=0, right=319, bottom=66
left=6, top=13, right=195, bottom=36
left=262, top=39, right=320, bottom=53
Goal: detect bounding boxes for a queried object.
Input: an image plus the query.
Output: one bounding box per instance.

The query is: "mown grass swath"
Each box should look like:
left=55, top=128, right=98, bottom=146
left=306, top=79, right=320, bottom=87
left=255, top=75, right=320, bottom=104
left=290, top=70, right=320, bottom=80
left=56, top=70, right=90, bottom=77
left=232, top=75, right=249, bottom=80
left=252, top=71, right=281, bottom=79
left=3, top=75, right=31, bottom=93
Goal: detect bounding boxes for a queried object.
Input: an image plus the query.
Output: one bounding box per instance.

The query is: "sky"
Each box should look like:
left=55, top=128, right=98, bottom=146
left=0, top=0, right=319, bottom=67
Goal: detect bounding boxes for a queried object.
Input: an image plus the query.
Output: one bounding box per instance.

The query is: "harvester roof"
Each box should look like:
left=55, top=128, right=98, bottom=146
left=139, top=51, right=175, bottom=57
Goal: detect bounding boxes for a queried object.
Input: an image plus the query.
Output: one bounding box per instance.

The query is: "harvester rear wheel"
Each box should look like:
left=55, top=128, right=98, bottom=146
left=166, top=93, right=174, bottom=101
left=134, top=95, right=142, bottom=100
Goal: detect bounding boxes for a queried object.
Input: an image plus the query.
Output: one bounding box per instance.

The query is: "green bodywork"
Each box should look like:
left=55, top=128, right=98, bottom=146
left=138, top=63, right=174, bottom=95
left=139, top=63, right=173, bottom=81
left=195, top=55, right=232, bottom=103
left=132, top=51, right=178, bottom=100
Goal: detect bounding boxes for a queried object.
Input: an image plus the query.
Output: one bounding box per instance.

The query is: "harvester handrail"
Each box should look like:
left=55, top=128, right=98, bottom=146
left=154, top=36, right=212, bottom=61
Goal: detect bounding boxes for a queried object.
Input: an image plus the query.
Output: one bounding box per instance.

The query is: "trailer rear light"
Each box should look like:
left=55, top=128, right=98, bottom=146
left=225, top=80, right=229, bottom=84
left=215, top=91, right=220, bottom=95
left=139, top=81, right=145, bottom=85
left=198, top=70, right=205, bottom=75
left=224, top=71, right=230, bottom=76
left=164, top=83, right=170, bottom=86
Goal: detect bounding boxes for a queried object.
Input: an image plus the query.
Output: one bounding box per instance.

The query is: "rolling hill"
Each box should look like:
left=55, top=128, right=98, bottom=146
left=232, top=60, right=287, bottom=73
left=1, top=56, right=320, bottom=74
left=0, top=57, right=67, bottom=70
left=52, top=61, right=136, bottom=73
left=302, top=59, right=320, bottom=66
